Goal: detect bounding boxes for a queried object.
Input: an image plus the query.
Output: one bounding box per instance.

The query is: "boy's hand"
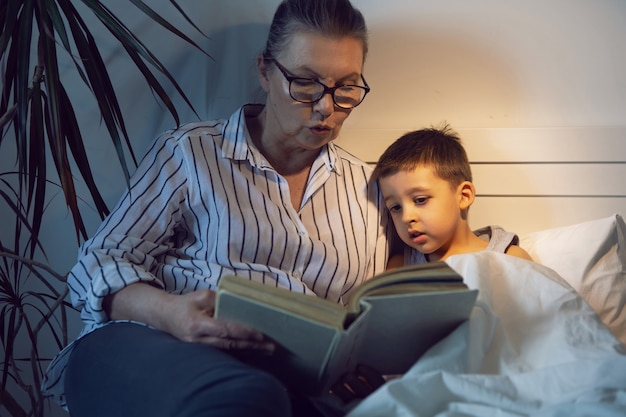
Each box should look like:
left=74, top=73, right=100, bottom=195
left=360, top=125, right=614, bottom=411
left=330, top=364, right=386, bottom=403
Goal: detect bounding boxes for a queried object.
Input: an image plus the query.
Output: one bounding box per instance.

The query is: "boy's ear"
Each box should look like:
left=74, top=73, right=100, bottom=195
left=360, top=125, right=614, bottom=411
left=458, top=181, right=476, bottom=211
left=257, top=54, right=270, bottom=92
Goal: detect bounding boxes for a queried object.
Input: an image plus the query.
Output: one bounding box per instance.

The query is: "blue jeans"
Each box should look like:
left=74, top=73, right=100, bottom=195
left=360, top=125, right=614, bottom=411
left=64, top=322, right=297, bottom=417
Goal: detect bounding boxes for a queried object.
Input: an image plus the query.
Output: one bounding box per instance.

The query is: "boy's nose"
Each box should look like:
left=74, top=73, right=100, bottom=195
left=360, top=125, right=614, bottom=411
left=402, top=210, right=417, bottom=225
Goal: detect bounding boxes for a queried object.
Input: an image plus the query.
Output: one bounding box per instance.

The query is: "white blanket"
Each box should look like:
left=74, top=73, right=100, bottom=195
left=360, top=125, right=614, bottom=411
left=347, top=252, right=626, bottom=417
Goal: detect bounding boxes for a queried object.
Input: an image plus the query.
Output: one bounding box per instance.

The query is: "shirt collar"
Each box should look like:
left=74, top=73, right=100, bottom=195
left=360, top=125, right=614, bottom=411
left=221, top=104, right=341, bottom=175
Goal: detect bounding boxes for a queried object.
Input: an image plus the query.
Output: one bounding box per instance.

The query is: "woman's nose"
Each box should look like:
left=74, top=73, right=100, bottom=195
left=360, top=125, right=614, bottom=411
left=313, top=93, right=334, bottom=117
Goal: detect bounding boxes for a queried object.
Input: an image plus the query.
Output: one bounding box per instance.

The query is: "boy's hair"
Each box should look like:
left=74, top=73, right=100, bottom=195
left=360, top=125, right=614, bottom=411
left=373, top=124, right=472, bottom=187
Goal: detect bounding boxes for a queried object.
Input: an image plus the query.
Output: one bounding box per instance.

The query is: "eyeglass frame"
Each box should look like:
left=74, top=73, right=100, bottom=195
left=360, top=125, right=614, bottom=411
left=268, top=58, right=371, bottom=109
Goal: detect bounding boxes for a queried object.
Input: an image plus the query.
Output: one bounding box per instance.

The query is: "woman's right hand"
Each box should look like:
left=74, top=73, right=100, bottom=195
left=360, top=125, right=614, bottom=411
left=104, top=282, right=275, bottom=354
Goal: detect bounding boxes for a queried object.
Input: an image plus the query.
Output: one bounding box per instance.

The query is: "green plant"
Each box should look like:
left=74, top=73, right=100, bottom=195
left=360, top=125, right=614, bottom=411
left=0, top=1, right=208, bottom=415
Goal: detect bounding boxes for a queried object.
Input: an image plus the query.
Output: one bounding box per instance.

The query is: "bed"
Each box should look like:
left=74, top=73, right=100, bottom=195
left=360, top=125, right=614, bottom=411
left=341, top=214, right=626, bottom=417
left=333, top=126, right=626, bottom=416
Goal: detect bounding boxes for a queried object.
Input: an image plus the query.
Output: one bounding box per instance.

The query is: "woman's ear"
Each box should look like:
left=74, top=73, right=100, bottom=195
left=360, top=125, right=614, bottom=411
left=458, top=181, right=476, bottom=211
left=257, top=54, right=271, bottom=93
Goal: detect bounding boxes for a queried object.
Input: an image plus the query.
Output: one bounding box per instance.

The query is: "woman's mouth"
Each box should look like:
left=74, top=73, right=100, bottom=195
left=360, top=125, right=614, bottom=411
left=310, top=125, right=331, bottom=136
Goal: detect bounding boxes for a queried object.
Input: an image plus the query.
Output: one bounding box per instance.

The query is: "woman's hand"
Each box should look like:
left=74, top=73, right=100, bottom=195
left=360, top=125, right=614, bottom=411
left=161, top=289, right=275, bottom=353
left=104, top=282, right=275, bottom=354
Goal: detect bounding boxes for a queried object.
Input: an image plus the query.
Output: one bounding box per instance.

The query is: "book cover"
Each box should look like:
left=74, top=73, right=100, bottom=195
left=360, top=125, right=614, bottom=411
left=214, top=262, right=478, bottom=395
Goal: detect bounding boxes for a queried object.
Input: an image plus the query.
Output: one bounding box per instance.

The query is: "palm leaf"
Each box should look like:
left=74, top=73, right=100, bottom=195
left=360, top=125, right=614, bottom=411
left=1, top=2, right=211, bottom=415
left=1, top=0, right=209, bottom=243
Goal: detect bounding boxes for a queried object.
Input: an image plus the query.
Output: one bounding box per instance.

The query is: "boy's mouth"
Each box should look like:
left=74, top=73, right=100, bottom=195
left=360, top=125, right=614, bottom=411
left=408, top=229, right=428, bottom=245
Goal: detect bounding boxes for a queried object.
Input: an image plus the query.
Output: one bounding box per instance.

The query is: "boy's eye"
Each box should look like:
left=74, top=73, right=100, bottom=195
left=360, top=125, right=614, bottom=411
left=414, top=196, right=429, bottom=205
left=387, top=204, right=401, bottom=213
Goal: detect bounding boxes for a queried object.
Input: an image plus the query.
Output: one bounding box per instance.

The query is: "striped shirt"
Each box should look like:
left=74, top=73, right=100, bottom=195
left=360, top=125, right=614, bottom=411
left=42, top=104, right=392, bottom=407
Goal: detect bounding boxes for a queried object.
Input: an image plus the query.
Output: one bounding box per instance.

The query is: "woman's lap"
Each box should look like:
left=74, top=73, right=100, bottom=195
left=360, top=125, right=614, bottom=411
left=64, top=322, right=292, bottom=417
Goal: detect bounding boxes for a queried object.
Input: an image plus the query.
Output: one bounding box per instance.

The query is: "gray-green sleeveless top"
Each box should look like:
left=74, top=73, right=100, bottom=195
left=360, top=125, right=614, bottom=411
left=407, top=225, right=520, bottom=264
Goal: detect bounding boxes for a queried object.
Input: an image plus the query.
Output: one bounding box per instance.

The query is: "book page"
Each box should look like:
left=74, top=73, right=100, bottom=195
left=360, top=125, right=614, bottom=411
left=346, top=262, right=464, bottom=313
left=217, top=275, right=349, bottom=328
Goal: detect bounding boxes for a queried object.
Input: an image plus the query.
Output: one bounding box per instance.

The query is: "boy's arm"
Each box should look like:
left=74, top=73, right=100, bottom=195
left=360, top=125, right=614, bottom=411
left=506, top=245, right=534, bottom=261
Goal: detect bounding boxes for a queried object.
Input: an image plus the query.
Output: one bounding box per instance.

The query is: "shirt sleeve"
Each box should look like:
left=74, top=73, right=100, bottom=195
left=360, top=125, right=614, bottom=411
left=67, top=131, right=190, bottom=324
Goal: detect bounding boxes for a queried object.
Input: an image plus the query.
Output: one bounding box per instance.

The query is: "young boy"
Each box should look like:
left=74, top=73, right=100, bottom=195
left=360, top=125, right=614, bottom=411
left=373, top=125, right=532, bottom=267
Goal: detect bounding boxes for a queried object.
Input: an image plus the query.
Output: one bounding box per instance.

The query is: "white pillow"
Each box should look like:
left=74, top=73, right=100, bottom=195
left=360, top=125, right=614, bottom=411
left=520, top=214, right=626, bottom=345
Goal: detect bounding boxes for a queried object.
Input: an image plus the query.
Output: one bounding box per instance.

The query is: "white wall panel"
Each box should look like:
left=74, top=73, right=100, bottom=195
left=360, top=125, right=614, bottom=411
left=338, top=127, right=626, bottom=163
left=338, top=126, right=626, bottom=237
left=472, top=164, right=625, bottom=196
left=470, top=197, right=626, bottom=237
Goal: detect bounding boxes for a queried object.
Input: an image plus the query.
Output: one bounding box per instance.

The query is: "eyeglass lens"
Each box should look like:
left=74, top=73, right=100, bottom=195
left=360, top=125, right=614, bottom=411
left=289, top=79, right=367, bottom=108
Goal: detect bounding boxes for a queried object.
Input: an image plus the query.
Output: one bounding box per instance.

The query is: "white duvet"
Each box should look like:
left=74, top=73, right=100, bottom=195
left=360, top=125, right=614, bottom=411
left=347, top=252, right=626, bottom=417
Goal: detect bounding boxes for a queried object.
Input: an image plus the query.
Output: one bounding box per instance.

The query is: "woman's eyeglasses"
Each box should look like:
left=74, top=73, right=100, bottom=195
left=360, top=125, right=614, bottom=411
left=270, top=59, right=370, bottom=109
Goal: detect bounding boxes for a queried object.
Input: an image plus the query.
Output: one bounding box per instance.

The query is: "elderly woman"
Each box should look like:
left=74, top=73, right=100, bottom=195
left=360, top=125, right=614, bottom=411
left=43, top=1, right=392, bottom=416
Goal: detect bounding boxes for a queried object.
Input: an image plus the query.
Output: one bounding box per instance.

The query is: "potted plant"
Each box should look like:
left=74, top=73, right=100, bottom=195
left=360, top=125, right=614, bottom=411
left=0, top=2, right=208, bottom=416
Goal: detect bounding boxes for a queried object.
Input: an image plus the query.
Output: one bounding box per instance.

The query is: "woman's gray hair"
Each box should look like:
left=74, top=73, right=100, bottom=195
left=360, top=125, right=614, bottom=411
left=262, top=0, right=368, bottom=62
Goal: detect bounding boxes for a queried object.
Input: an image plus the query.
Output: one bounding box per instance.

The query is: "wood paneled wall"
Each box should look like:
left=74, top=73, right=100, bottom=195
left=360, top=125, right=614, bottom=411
left=337, top=127, right=626, bottom=237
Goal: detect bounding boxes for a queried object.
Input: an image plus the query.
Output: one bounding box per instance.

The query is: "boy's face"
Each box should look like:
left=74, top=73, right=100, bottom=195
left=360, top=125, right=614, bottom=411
left=379, top=165, right=466, bottom=259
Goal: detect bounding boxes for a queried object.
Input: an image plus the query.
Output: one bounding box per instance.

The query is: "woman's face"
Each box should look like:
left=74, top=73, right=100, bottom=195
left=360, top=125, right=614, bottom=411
left=259, top=32, right=365, bottom=152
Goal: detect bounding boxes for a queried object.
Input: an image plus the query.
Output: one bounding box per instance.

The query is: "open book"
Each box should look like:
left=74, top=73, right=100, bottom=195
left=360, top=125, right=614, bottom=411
left=215, top=262, right=478, bottom=396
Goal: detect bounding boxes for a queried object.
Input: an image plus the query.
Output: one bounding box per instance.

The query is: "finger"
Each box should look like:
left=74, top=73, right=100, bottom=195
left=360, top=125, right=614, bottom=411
left=340, top=372, right=372, bottom=398
left=329, top=365, right=386, bottom=403
left=222, top=319, right=267, bottom=341
left=330, top=380, right=357, bottom=403
left=356, top=364, right=386, bottom=390
left=202, top=336, right=275, bottom=354
left=198, top=319, right=276, bottom=353
left=199, top=318, right=266, bottom=342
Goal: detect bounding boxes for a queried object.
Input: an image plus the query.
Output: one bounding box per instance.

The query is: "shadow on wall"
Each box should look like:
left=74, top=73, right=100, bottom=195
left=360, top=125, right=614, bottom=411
left=203, top=22, right=270, bottom=118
